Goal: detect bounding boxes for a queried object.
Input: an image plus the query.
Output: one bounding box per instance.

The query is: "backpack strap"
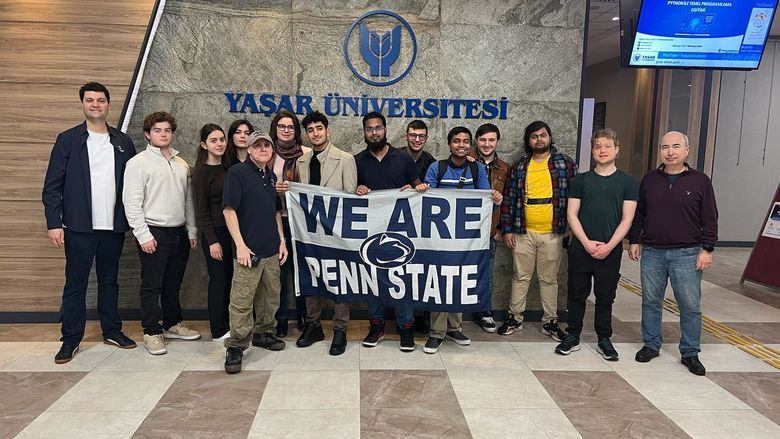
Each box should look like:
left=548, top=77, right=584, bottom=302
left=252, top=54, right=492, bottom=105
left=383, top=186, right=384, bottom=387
left=469, top=161, right=479, bottom=189
left=435, top=160, right=448, bottom=188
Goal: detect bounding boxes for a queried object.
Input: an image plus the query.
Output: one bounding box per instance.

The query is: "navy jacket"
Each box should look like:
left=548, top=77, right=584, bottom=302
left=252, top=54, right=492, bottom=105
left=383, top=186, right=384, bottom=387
left=42, top=122, right=136, bottom=233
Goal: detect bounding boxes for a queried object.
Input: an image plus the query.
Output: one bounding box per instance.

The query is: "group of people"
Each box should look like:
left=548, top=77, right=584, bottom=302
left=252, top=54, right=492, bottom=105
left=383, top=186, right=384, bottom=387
left=42, top=82, right=718, bottom=377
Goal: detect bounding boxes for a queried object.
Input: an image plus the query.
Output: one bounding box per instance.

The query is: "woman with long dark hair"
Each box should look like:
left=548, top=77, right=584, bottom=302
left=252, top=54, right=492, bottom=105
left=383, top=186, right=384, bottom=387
left=192, top=123, right=233, bottom=340
left=226, top=119, right=254, bottom=165
left=269, top=110, right=308, bottom=337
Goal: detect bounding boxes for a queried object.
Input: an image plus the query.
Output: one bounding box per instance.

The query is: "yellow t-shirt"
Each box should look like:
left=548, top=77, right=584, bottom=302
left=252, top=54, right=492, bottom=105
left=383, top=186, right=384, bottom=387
left=524, top=157, right=553, bottom=234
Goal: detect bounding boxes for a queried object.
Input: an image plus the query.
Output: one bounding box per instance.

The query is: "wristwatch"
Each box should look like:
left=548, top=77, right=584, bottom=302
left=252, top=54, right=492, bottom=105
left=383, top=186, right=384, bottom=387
left=702, top=245, right=714, bottom=253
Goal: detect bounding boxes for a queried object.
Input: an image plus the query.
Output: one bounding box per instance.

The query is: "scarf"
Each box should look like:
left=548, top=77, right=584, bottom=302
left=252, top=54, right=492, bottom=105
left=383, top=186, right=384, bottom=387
left=274, top=138, right=303, bottom=182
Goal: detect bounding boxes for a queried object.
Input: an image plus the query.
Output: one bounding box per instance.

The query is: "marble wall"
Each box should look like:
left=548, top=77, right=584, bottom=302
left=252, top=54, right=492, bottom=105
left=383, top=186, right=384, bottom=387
left=120, top=0, right=586, bottom=314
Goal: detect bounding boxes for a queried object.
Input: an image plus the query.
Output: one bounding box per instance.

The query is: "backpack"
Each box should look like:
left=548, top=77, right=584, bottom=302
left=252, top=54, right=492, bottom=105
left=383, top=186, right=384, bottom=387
left=435, top=160, right=479, bottom=189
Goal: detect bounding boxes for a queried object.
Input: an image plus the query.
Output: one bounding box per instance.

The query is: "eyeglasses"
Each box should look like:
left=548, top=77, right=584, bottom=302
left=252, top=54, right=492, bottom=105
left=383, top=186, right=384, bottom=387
left=407, top=134, right=427, bottom=140
left=364, top=126, right=385, bottom=134
left=277, top=124, right=295, bottom=132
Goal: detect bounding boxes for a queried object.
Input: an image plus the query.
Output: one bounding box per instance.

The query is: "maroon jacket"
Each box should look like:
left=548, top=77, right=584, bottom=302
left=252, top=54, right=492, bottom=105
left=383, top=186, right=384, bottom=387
left=629, top=164, right=718, bottom=248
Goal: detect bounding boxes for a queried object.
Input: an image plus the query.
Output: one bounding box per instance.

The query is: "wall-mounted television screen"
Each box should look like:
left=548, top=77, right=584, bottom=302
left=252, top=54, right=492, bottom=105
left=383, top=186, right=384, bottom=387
left=628, top=0, right=777, bottom=69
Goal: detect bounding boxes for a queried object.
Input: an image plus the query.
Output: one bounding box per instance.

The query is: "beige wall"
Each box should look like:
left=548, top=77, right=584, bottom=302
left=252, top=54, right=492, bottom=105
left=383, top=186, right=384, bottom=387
left=583, top=57, right=637, bottom=175
left=0, top=0, right=155, bottom=312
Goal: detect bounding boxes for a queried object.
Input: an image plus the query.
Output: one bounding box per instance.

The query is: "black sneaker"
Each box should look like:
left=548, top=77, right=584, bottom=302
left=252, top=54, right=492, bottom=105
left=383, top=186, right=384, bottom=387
left=477, top=313, right=498, bottom=333
left=103, top=333, right=137, bottom=349
left=497, top=314, right=523, bottom=335
left=596, top=338, right=619, bottom=361
left=362, top=322, right=385, bottom=347
left=399, top=328, right=415, bottom=352
left=554, top=334, right=581, bottom=355
left=252, top=332, right=286, bottom=351
left=635, top=346, right=660, bottom=363
left=296, top=324, right=324, bottom=348
left=54, top=345, right=79, bottom=364
left=540, top=320, right=565, bottom=342
left=224, top=347, right=243, bottom=374
left=329, top=329, right=347, bottom=356
left=681, top=355, right=706, bottom=376
left=423, top=337, right=443, bottom=354
left=446, top=330, right=471, bottom=346
left=275, top=319, right=288, bottom=338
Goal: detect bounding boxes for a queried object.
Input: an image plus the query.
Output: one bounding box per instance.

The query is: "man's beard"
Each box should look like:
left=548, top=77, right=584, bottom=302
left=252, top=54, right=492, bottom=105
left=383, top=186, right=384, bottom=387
left=532, top=142, right=550, bottom=154
left=366, top=135, right=387, bottom=152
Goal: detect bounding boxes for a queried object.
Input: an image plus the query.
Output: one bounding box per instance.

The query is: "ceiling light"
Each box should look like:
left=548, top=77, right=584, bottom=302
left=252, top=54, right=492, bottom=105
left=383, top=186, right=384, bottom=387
left=611, top=16, right=620, bottom=21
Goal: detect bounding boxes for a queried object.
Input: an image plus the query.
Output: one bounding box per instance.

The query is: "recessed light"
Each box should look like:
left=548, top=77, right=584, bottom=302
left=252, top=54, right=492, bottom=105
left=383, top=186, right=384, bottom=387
left=611, top=16, right=620, bottom=21
left=688, top=84, right=692, bottom=87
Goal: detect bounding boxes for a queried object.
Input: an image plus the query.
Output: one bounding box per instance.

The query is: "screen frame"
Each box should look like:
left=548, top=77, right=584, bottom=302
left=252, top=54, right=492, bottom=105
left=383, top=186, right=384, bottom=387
left=625, top=0, right=778, bottom=71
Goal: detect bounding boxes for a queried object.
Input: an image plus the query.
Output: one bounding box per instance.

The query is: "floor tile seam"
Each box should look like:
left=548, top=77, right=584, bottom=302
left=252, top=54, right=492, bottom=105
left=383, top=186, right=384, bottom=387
left=619, top=275, right=780, bottom=371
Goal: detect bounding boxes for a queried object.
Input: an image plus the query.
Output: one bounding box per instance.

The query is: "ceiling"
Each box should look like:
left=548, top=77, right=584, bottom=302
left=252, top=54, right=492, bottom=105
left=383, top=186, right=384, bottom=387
left=586, top=0, right=780, bottom=66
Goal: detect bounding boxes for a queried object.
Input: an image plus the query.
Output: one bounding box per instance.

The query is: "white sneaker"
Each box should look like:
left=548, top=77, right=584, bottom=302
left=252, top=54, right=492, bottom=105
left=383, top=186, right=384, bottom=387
left=144, top=334, right=167, bottom=355
left=164, top=322, right=201, bottom=340
left=213, top=331, right=231, bottom=342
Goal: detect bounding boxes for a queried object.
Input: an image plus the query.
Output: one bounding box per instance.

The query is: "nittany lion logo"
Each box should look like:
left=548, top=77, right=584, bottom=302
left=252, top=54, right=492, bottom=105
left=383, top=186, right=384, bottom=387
left=359, top=232, right=416, bottom=269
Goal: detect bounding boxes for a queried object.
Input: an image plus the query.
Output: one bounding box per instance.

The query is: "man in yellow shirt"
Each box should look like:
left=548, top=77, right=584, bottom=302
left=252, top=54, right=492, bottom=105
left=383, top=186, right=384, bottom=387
left=499, top=121, right=578, bottom=340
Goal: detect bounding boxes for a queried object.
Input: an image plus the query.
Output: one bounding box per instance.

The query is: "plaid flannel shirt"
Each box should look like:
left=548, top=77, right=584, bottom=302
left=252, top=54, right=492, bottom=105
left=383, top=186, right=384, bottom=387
left=500, top=147, right=578, bottom=235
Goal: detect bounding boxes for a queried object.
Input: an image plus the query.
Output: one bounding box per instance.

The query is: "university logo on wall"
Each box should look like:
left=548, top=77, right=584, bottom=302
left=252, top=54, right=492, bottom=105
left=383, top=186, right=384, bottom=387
left=344, top=10, right=418, bottom=87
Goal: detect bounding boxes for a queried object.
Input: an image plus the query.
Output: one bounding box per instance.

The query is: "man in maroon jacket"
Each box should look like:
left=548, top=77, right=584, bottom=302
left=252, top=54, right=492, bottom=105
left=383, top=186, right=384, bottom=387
left=628, top=131, right=718, bottom=376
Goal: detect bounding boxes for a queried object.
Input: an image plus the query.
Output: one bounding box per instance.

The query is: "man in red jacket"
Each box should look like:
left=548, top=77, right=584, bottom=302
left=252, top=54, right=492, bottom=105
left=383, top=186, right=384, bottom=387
left=629, top=131, right=718, bottom=376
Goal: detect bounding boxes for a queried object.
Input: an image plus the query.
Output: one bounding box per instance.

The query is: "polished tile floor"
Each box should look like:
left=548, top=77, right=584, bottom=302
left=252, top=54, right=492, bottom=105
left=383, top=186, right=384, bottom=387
left=2, top=250, right=779, bottom=438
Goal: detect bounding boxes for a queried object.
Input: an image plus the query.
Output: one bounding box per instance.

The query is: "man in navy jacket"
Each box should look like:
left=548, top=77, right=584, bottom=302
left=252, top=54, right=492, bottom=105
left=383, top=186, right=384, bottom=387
left=42, top=82, right=137, bottom=364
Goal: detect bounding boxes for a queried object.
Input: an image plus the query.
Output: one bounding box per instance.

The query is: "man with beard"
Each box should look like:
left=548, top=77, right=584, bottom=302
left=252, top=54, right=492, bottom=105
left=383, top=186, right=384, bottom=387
left=470, top=123, right=510, bottom=333
left=499, top=121, right=577, bottom=340
left=277, top=111, right=357, bottom=356
left=354, top=111, right=421, bottom=351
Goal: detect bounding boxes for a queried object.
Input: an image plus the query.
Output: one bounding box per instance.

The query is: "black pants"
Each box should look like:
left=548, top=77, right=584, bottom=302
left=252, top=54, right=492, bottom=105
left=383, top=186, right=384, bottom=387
left=201, top=226, right=233, bottom=338
left=565, top=245, right=622, bottom=339
left=61, top=229, right=125, bottom=346
left=137, top=226, right=189, bottom=335
left=275, top=216, right=306, bottom=323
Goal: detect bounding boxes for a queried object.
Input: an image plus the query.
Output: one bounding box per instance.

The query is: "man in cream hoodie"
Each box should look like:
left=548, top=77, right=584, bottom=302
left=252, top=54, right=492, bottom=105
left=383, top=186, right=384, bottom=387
left=123, top=111, right=200, bottom=355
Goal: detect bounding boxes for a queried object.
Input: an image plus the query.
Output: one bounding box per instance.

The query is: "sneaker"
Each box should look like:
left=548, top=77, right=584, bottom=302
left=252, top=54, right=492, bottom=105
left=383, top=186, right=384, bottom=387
left=497, top=314, right=523, bottom=335
left=164, top=322, right=201, bottom=340
left=681, top=355, right=706, bottom=376
left=362, top=322, right=385, bottom=347
left=554, top=334, right=581, bottom=355
left=212, top=331, right=231, bottom=342
left=252, top=332, right=286, bottom=351
left=103, top=332, right=137, bottom=349
left=634, top=346, right=660, bottom=363
left=540, top=320, right=566, bottom=342
left=423, top=337, right=443, bottom=354
left=54, top=345, right=79, bottom=364
left=399, top=328, right=415, bottom=352
left=224, top=347, right=243, bottom=374
left=596, top=338, right=619, bottom=361
left=446, top=330, right=471, bottom=346
left=477, top=314, right=498, bottom=333
left=329, top=329, right=347, bottom=356
left=276, top=319, right=288, bottom=338
left=143, top=334, right=167, bottom=355
left=296, top=324, right=325, bottom=348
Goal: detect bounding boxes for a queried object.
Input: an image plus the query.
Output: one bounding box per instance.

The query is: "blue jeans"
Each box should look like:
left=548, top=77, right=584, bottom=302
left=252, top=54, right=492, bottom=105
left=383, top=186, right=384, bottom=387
left=640, top=246, right=702, bottom=358
left=368, top=302, right=414, bottom=327
left=61, top=229, right=125, bottom=346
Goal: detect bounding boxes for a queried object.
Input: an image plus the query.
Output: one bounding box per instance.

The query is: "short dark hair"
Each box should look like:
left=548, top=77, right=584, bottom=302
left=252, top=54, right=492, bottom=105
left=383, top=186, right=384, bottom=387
left=406, top=120, right=428, bottom=133
left=591, top=128, right=619, bottom=148
left=79, top=82, right=110, bottom=102
left=447, top=126, right=472, bottom=145
left=522, top=121, right=554, bottom=155
left=362, top=111, right=386, bottom=129
left=143, top=111, right=177, bottom=133
left=475, top=123, right=500, bottom=140
left=302, top=110, right=329, bottom=129
left=269, top=110, right=302, bottom=145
